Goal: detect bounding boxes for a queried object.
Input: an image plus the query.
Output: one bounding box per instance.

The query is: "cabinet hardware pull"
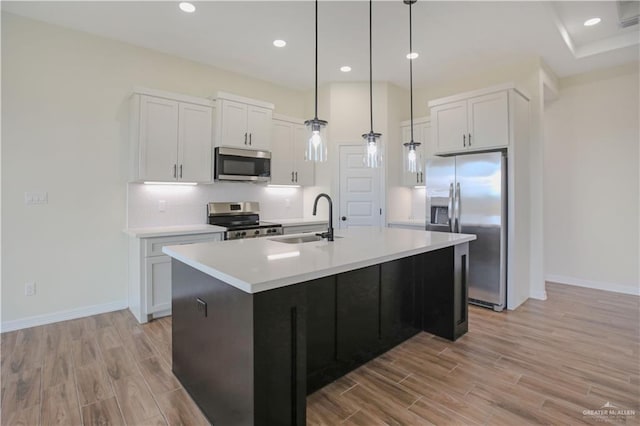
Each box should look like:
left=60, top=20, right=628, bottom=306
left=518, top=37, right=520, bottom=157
left=179, top=165, right=183, bottom=178
left=468, top=133, right=472, bottom=146
left=249, top=133, right=252, bottom=145
left=173, top=164, right=177, bottom=178
left=244, top=133, right=247, bottom=145
left=416, top=173, right=419, bottom=183
left=295, top=172, right=298, bottom=182
left=463, top=134, right=466, bottom=147
left=291, top=171, right=294, bottom=182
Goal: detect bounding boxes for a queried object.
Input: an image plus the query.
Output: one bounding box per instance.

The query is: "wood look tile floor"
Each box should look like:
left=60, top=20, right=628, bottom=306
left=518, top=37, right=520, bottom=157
left=2, top=282, right=639, bottom=425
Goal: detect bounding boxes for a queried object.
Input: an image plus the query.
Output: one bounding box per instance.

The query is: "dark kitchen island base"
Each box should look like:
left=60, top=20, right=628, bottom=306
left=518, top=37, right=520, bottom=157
left=171, top=243, right=469, bottom=426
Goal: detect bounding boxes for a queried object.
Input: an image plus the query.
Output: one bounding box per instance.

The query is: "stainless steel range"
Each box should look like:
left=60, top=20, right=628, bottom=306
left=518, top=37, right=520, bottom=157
left=207, top=202, right=283, bottom=240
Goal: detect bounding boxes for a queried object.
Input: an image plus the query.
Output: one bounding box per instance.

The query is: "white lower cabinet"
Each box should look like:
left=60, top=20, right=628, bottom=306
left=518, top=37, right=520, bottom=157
left=128, top=232, right=223, bottom=323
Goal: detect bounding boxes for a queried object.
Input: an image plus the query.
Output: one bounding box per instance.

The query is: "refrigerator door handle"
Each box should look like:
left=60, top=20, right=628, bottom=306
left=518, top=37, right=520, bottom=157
left=455, top=182, right=461, bottom=233
left=448, top=183, right=454, bottom=232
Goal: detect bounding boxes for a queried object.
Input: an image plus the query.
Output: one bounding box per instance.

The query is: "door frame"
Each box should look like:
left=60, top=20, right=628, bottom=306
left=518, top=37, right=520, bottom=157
left=335, top=143, right=385, bottom=228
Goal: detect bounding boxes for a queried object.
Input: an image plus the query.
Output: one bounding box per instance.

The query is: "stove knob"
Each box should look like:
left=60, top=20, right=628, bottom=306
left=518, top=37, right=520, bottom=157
left=254, top=230, right=260, bottom=235
left=241, top=231, right=246, bottom=236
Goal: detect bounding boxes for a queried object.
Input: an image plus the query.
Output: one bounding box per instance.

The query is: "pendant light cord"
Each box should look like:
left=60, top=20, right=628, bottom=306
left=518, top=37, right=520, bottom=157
left=314, top=0, right=319, bottom=120
left=409, top=0, right=414, bottom=143
left=369, top=0, right=373, bottom=133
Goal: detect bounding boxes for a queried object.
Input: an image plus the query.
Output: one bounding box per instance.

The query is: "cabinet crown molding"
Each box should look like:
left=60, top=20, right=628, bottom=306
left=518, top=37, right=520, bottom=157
left=427, top=83, right=529, bottom=108
left=216, top=91, right=275, bottom=110
left=272, top=113, right=305, bottom=124
left=132, top=86, right=215, bottom=107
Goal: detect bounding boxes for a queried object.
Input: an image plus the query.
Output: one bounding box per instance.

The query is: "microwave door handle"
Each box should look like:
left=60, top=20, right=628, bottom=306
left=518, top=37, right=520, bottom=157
left=448, top=183, right=454, bottom=232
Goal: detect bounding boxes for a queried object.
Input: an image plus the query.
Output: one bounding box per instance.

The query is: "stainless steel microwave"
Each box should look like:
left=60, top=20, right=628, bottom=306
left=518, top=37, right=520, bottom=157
left=214, top=147, right=271, bottom=182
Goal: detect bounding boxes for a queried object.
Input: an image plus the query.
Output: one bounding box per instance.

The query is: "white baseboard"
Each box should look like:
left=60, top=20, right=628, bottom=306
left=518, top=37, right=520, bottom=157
left=546, top=275, right=640, bottom=296
left=1, top=300, right=128, bottom=333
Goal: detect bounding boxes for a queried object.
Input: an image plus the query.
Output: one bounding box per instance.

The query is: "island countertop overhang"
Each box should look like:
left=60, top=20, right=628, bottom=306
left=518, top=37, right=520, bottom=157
left=162, top=227, right=476, bottom=294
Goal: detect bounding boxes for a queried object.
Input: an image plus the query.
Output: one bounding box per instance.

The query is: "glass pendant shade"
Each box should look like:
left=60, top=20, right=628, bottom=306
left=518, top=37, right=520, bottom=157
left=305, top=118, right=328, bottom=162
left=362, top=131, right=382, bottom=168
left=403, top=141, right=422, bottom=173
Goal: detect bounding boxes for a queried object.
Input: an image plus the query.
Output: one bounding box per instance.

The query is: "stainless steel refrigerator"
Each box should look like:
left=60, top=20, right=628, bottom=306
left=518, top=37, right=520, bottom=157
left=425, top=151, right=507, bottom=311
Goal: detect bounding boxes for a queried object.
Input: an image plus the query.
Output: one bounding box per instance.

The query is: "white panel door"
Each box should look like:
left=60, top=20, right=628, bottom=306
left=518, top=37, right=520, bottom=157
left=339, top=145, right=381, bottom=228
left=293, top=124, right=314, bottom=186
left=467, top=91, right=509, bottom=150
left=178, top=103, right=213, bottom=183
left=247, top=105, right=273, bottom=150
left=271, top=120, right=295, bottom=184
left=139, top=96, right=179, bottom=181
left=220, top=99, right=248, bottom=147
left=432, top=100, right=467, bottom=154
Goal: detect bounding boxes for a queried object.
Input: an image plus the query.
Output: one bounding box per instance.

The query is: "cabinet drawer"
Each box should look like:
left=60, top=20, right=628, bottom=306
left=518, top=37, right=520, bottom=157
left=144, top=233, right=222, bottom=257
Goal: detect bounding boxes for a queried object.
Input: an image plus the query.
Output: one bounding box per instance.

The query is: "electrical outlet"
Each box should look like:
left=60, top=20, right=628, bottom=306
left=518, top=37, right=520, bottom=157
left=158, top=200, right=167, bottom=212
left=25, top=282, right=36, bottom=296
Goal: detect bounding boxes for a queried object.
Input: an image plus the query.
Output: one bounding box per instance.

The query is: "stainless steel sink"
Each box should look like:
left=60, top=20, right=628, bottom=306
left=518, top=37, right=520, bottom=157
left=269, top=235, right=342, bottom=244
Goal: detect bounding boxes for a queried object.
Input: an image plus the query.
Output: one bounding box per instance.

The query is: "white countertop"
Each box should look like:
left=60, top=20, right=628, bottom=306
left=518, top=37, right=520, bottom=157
left=163, top=227, right=476, bottom=294
left=268, top=218, right=328, bottom=226
left=124, top=224, right=226, bottom=238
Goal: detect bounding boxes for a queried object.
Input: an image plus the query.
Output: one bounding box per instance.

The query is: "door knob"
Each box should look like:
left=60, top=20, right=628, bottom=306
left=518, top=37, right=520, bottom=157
left=341, top=216, right=347, bottom=221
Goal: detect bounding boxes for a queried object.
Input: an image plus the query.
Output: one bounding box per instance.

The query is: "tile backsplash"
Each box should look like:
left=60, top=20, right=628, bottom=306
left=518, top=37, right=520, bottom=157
left=127, top=183, right=304, bottom=228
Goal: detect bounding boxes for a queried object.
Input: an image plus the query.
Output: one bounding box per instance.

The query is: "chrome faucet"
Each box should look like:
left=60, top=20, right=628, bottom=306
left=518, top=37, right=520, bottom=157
left=312, top=193, right=334, bottom=241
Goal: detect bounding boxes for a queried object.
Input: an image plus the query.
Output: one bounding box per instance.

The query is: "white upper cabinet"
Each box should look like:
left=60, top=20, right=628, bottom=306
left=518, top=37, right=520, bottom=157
left=467, top=91, right=509, bottom=150
left=178, top=103, right=214, bottom=182
left=215, top=92, right=274, bottom=151
left=430, top=88, right=509, bottom=155
left=400, top=117, right=430, bottom=186
left=271, top=116, right=314, bottom=186
left=130, top=89, right=214, bottom=183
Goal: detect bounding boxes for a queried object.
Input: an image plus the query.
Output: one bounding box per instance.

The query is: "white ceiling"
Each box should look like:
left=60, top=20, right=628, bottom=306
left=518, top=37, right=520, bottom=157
left=2, top=1, right=638, bottom=90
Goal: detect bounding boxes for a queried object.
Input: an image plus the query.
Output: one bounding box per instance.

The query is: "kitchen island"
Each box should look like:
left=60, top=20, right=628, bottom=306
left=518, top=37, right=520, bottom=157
left=163, top=227, right=475, bottom=426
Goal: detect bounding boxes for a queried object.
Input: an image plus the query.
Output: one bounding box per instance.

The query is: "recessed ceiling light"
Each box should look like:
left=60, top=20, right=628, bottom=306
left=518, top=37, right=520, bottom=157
left=584, top=17, right=601, bottom=26
left=406, top=52, right=419, bottom=60
left=273, top=39, right=287, bottom=48
left=340, top=66, right=352, bottom=72
left=179, top=2, right=196, bottom=13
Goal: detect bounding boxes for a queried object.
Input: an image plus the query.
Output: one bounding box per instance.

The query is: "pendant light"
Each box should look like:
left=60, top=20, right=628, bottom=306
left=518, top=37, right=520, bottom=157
left=403, top=0, right=421, bottom=173
left=305, top=0, right=328, bottom=163
left=362, top=0, right=382, bottom=168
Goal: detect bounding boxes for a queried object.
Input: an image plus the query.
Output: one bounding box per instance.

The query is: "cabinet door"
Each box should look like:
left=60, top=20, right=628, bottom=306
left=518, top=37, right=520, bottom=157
left=336, top=266, right=380, bottom=362
left=381, top=256, right=419, bottom=344
left=293, top=124, right=314, bottom=186
left=139, top=96, right=179, bottom=181
left=432, top=100, right=467, bottom=155
left=178, top=103, right=213, bottom=183
left=145, top=256, right=172, bottom=315
left=401, top=125, right=425, bottom=186
left=220, top=99, right=248, bottom=148
left=247, top=105, right=273, bottom=151
left=467, top=91, right=509, bottom=150
left=270, top=120, right=295, bottom=185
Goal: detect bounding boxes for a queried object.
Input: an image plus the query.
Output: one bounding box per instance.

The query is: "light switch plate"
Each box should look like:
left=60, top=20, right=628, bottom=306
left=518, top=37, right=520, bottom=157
left=25, top=192, right=48, bottom=205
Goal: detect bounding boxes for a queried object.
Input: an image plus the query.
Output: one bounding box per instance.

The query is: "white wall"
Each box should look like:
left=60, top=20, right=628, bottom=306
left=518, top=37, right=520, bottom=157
left=1, top=13, right=306, bottom=328
left=544, top=63, right=639, bottom=295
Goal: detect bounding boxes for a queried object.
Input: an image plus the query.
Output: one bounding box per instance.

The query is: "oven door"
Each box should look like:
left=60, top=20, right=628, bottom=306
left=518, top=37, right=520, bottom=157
left=214, top=147, right=271, bottom=182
